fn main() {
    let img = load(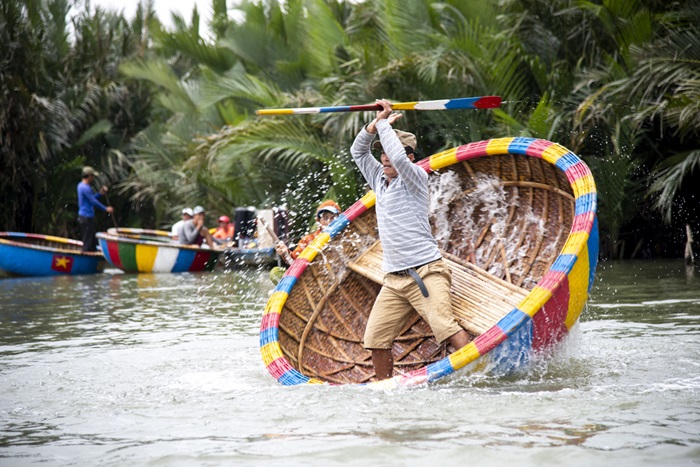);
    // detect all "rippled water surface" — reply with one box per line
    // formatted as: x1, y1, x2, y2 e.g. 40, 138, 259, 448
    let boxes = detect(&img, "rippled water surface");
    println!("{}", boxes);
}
1, 261, 699, 466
